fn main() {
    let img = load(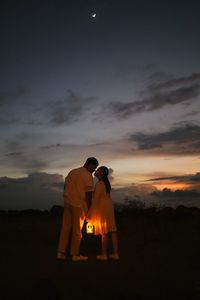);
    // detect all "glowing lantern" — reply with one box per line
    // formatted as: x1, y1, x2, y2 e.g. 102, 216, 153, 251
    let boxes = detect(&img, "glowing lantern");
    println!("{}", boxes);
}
86, 222, 94, 234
